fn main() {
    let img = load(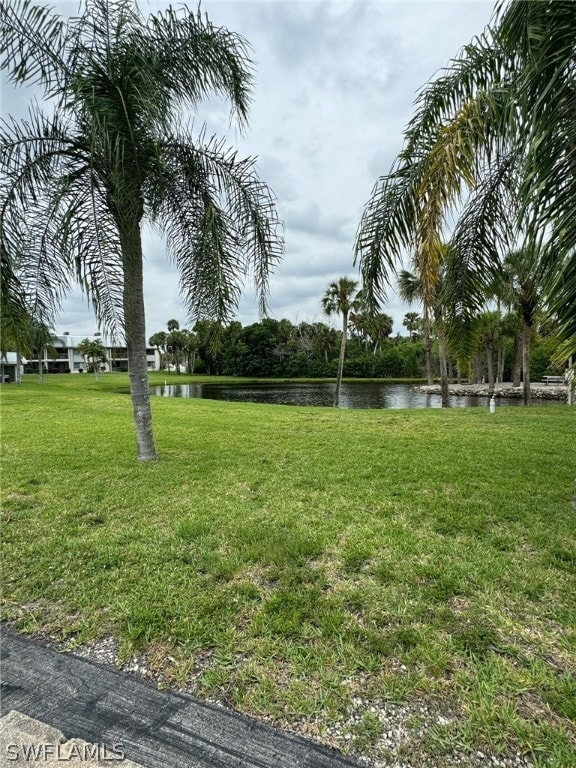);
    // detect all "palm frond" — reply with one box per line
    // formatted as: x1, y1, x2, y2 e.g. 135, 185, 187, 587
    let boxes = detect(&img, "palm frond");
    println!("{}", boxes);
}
0, 242, 30, 353
1, 105, 125, 334
445, 150, 518, 330
397, 270, 421, 306
59, 174, 125, 336
546, 251, 576, 352
354, 162, 420, 305
1, 111, 77, 319
150, 132, 282, 323
148, 6, 254, 127
0, 0, 69, 95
